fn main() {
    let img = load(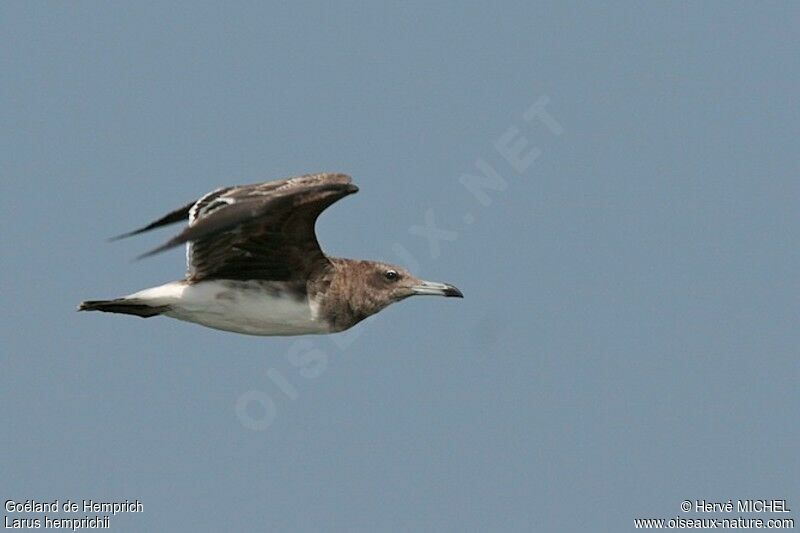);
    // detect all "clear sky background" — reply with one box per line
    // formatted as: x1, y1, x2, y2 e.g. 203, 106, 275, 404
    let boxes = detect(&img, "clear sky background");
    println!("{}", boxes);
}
2, 2, 798, 531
